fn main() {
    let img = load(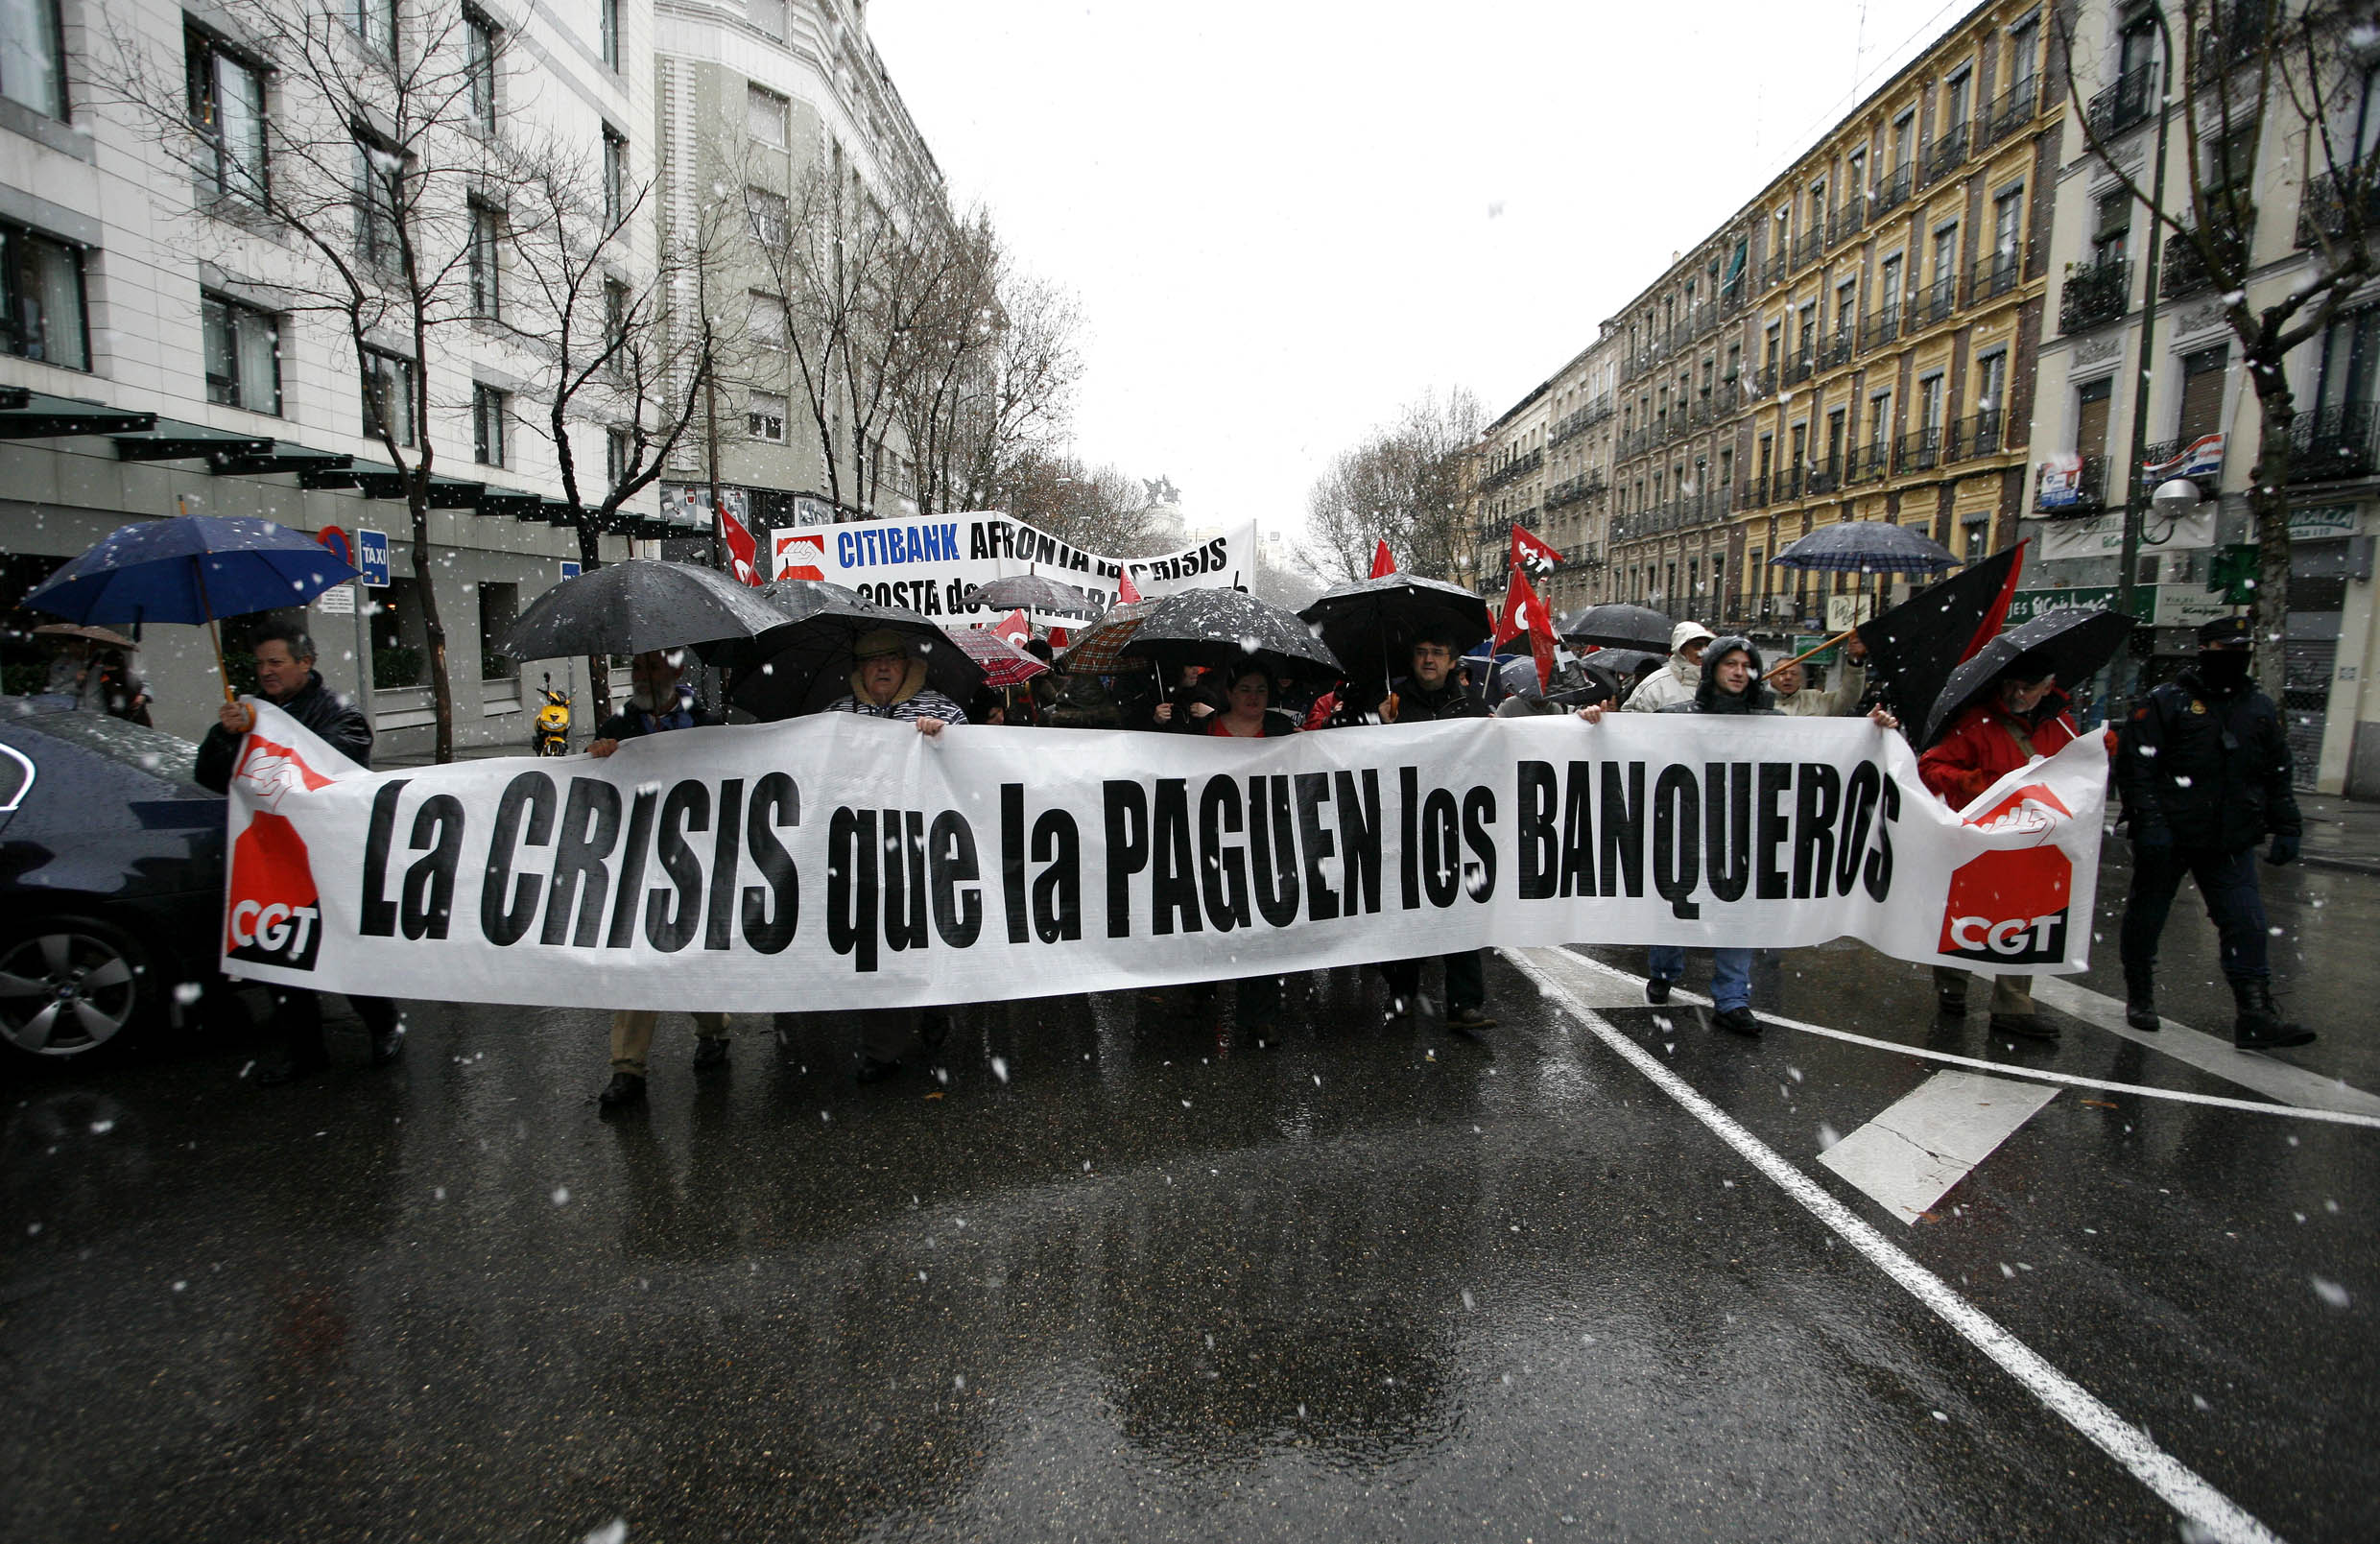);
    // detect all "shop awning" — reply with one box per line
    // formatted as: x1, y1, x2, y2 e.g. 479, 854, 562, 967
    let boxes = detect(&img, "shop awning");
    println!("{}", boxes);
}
208, 441, 354, 479
0, 390, 157, 438
112, 417, 277, 462
350, 463, 487, 508
477, 491, 544, 519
